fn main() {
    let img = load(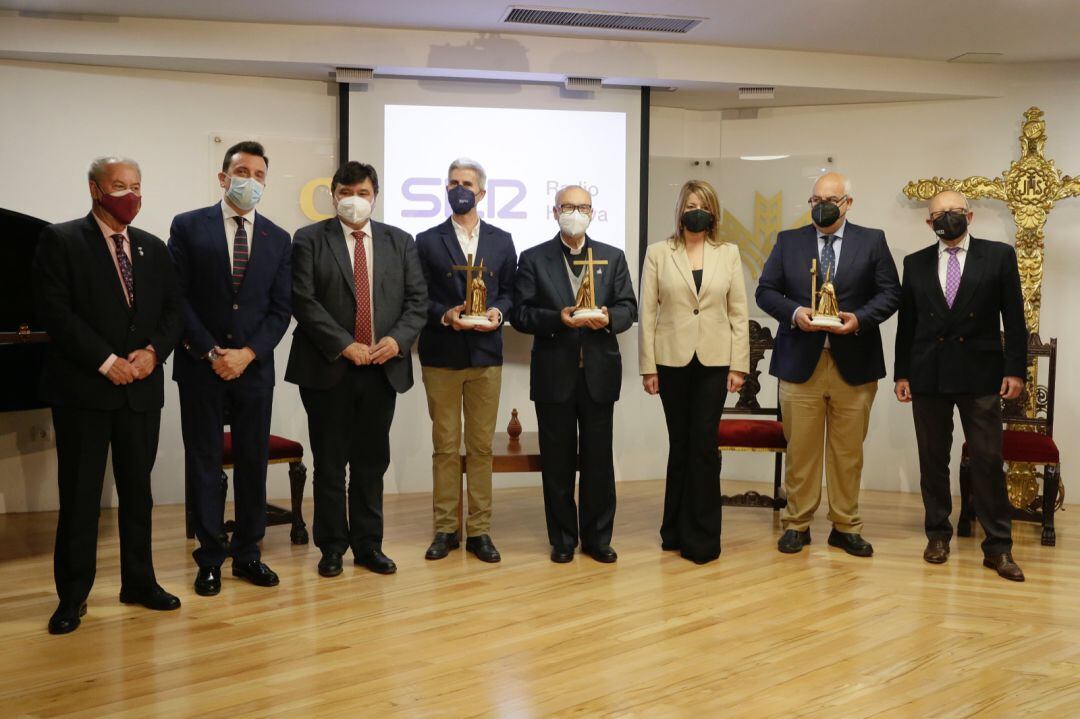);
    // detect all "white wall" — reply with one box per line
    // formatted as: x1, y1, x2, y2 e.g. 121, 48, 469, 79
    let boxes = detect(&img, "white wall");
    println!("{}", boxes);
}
3, 55, 1079, 513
